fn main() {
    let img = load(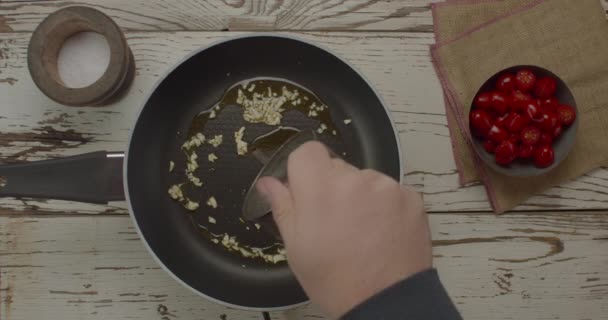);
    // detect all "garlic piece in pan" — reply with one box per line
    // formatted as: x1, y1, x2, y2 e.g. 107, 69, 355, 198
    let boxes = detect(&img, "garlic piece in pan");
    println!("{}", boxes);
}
168, 184, 184, 201
208, 153, 218, 163
183, 199, 199, 211
182, 132, 205, 150
207, 135, 223, 148
234, 127, 248, 156
207, 196, 218, 208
